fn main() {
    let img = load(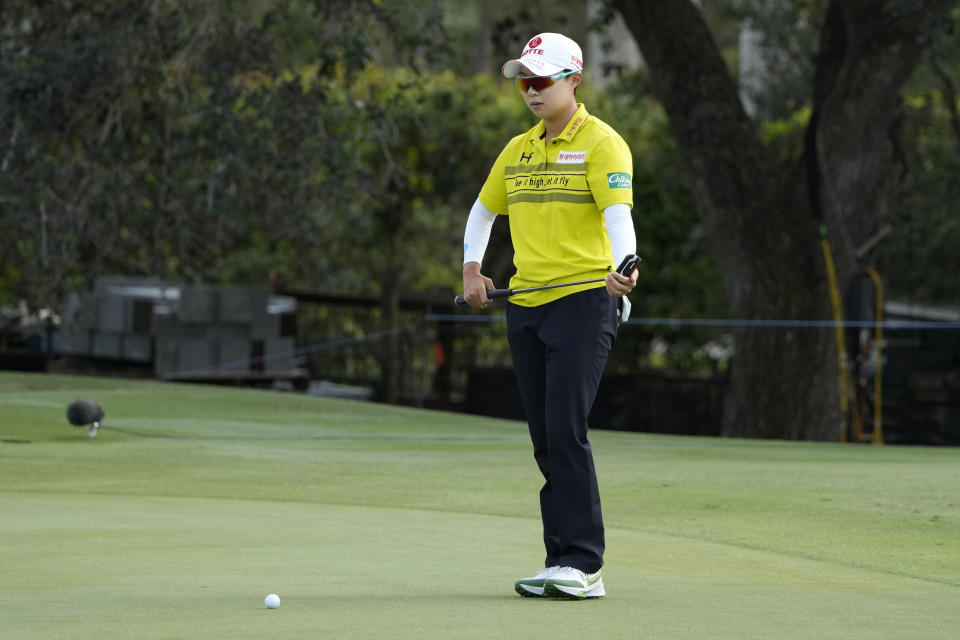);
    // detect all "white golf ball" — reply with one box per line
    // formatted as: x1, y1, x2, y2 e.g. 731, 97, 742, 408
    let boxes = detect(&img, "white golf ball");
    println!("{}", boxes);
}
264, 593, 280, 609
